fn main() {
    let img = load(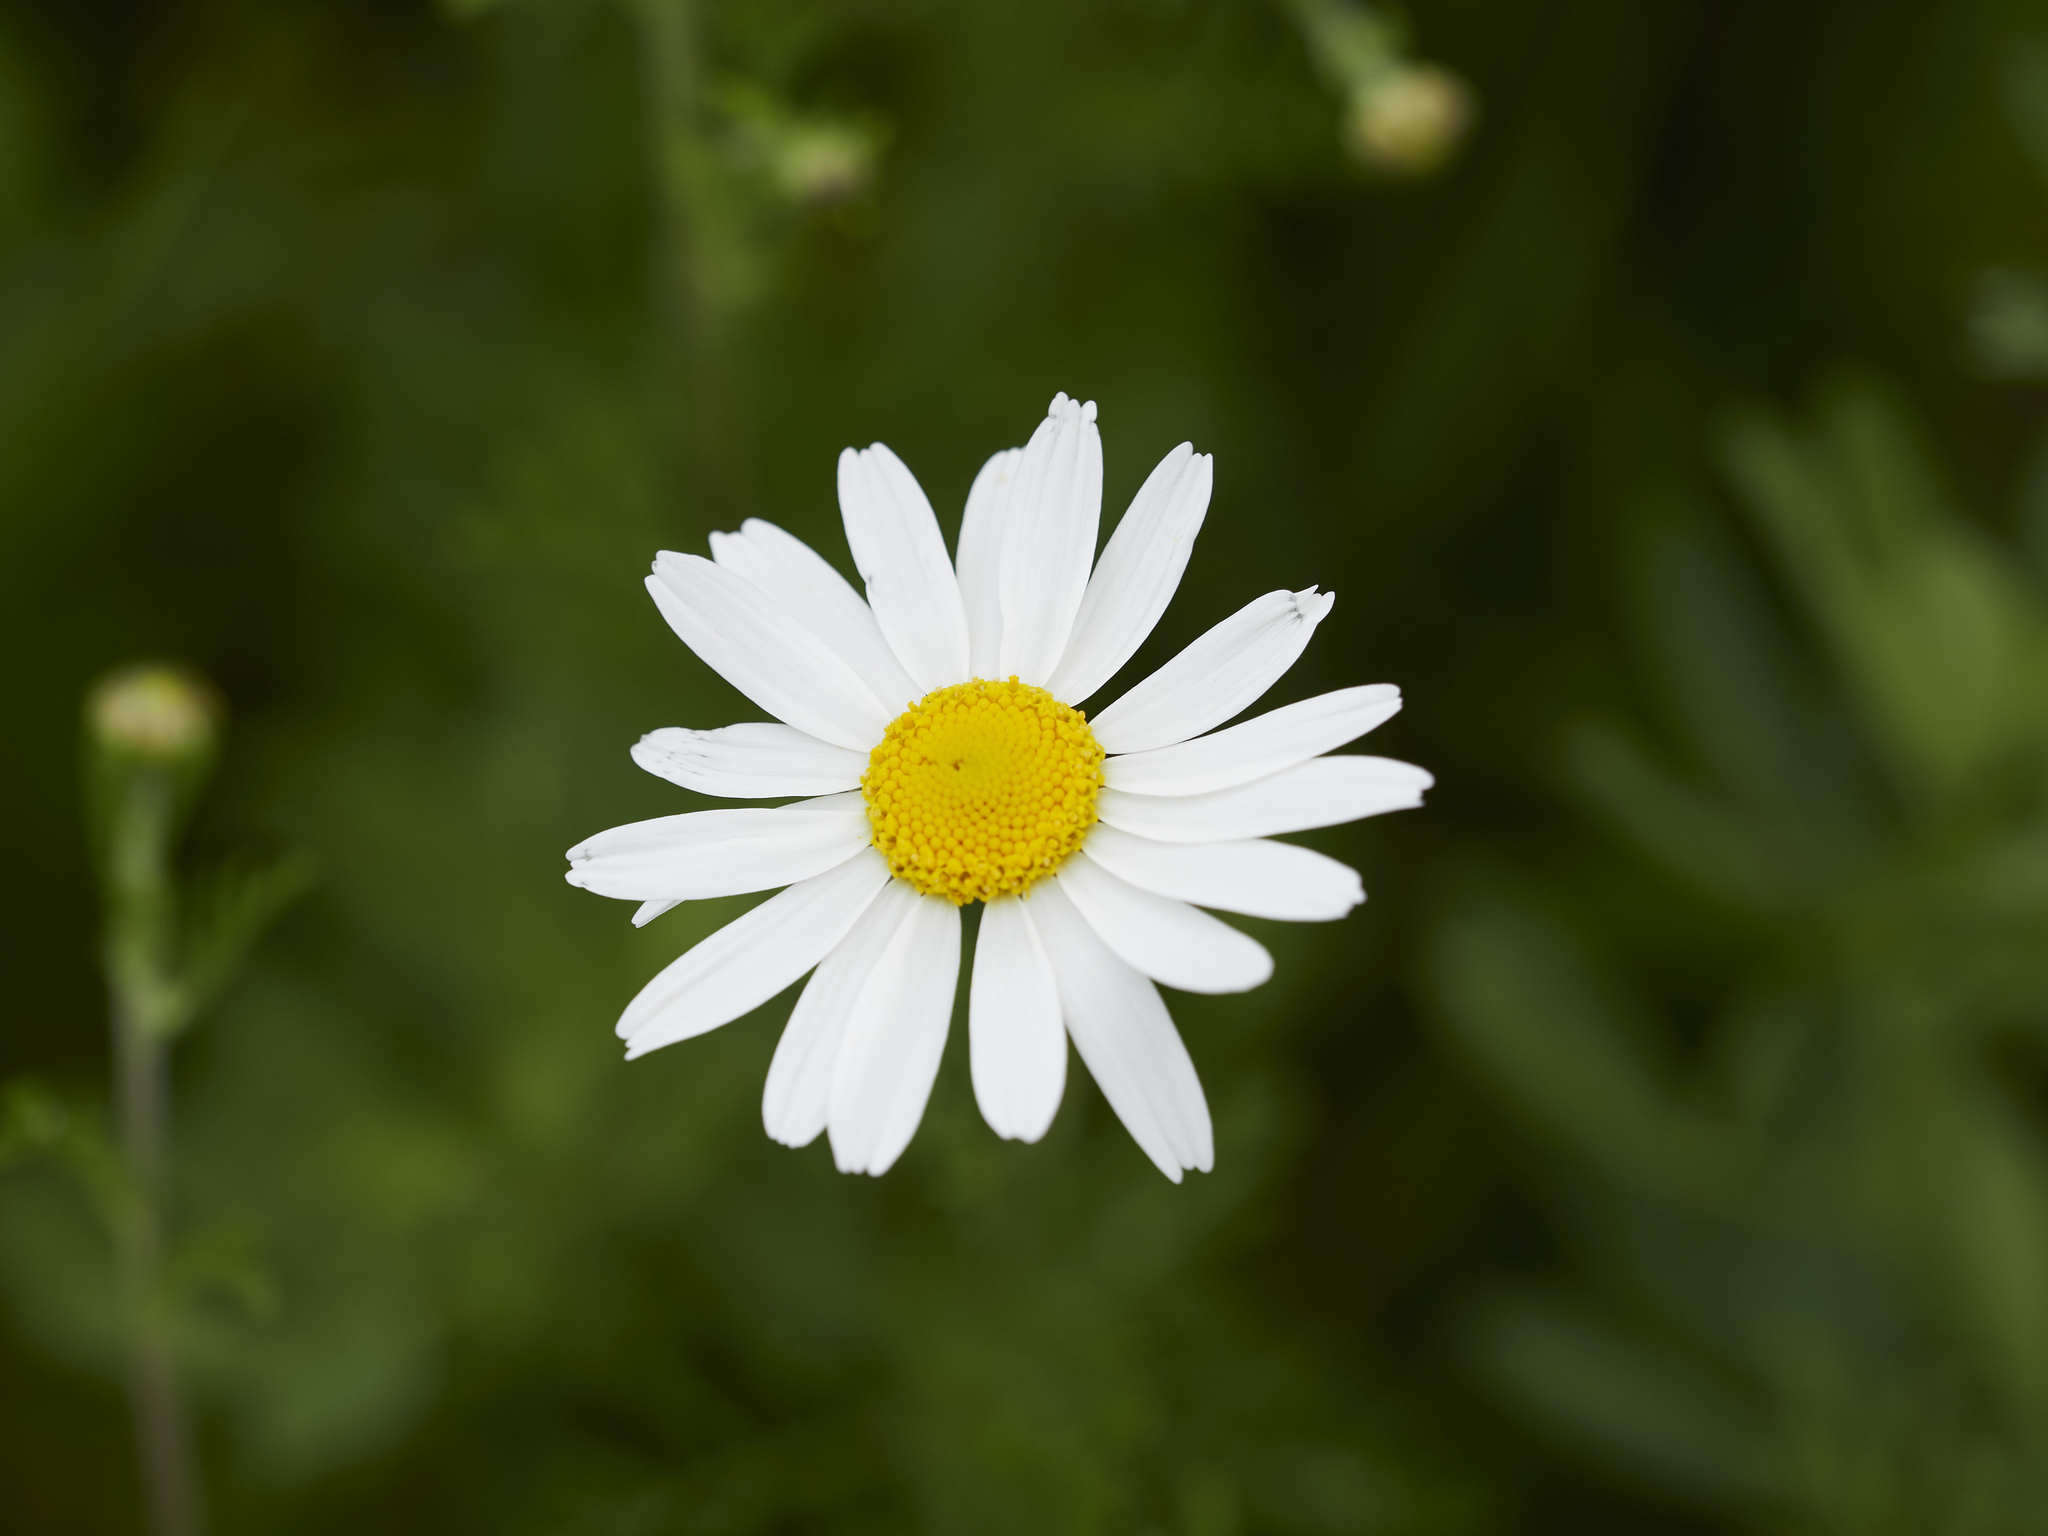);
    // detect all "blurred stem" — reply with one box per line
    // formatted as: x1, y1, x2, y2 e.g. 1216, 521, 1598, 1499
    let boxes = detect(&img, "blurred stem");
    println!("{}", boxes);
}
1280, 0, 1402, 91
106, 770, 201, 1536
628, 0, 701, 344
626, 0, 740, 515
